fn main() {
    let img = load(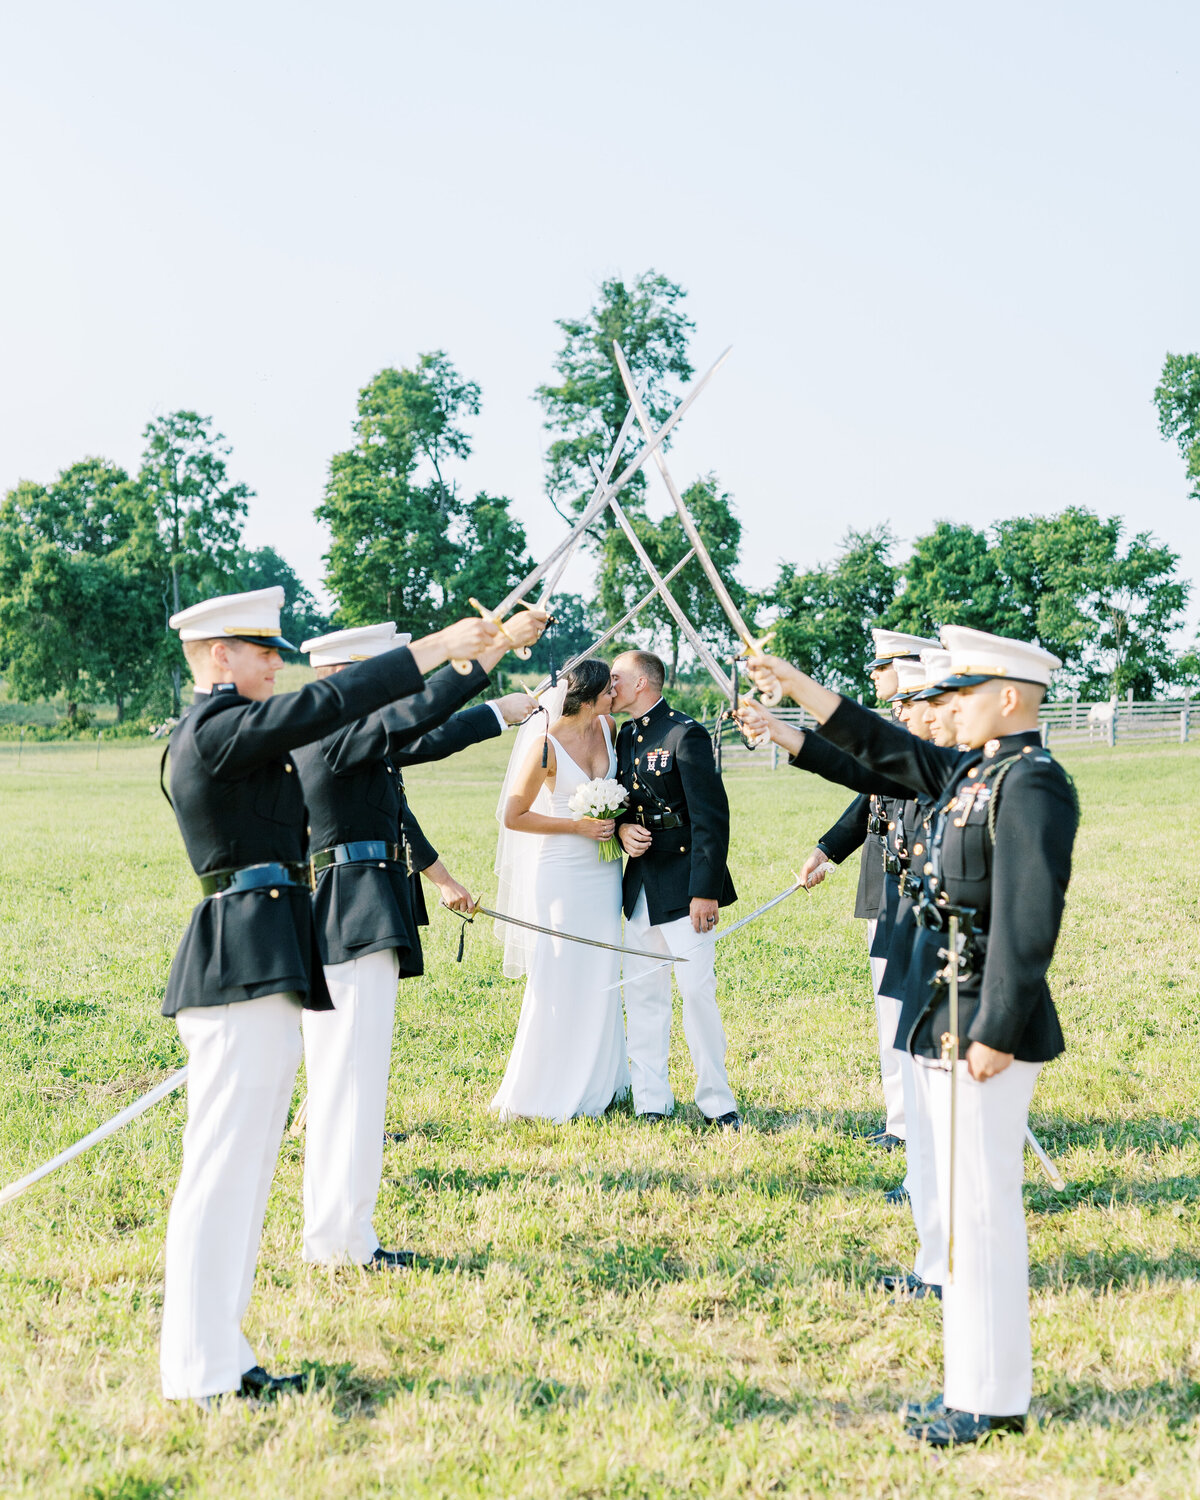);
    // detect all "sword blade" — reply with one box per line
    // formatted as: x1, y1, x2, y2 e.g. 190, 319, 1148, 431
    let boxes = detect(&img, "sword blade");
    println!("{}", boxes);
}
535, 392, 646, 609
946, 913, 960, 1283
530, 549, 697, 697
466, 903, 689, 963
613, 341, 755, 647
0, 1066, 189, 1208
593, 877, 808, 995
1024, 1126, 1066, 1191
491, 345, 731, 618
600, 480, 732, 696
